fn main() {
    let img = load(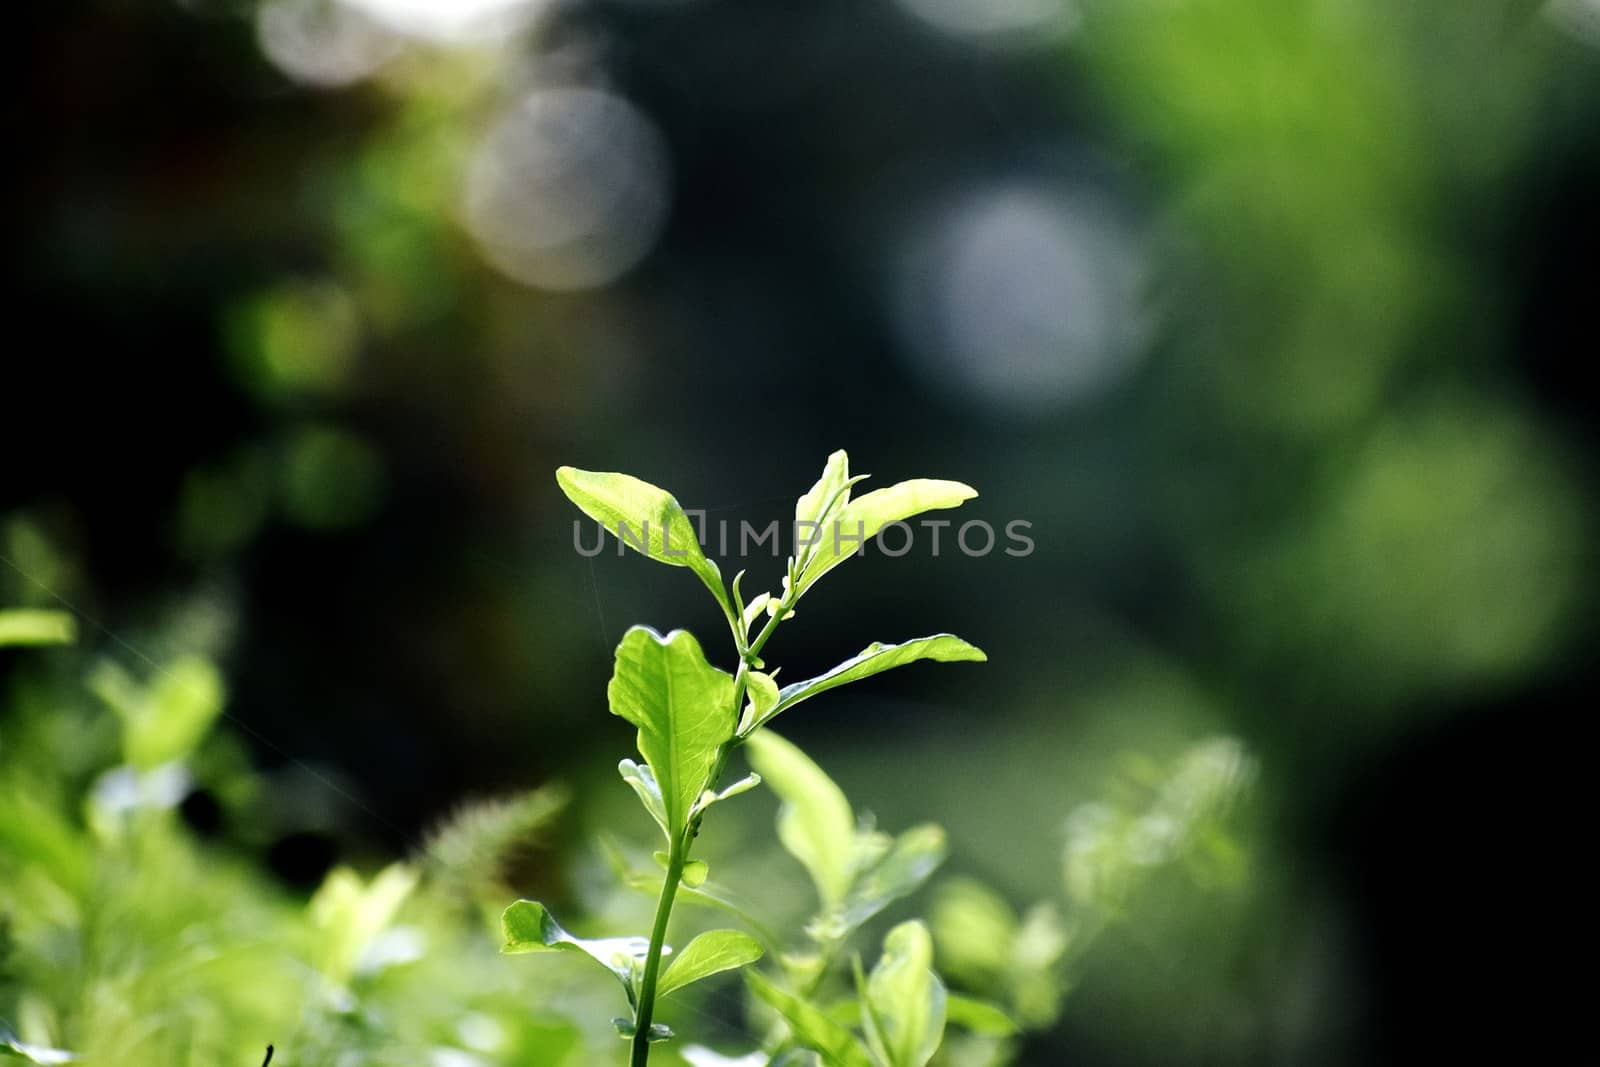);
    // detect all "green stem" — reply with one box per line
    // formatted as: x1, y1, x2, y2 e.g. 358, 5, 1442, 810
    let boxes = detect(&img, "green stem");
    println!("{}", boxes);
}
631, 833, 687, 1067
630, 582, 797, 1066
